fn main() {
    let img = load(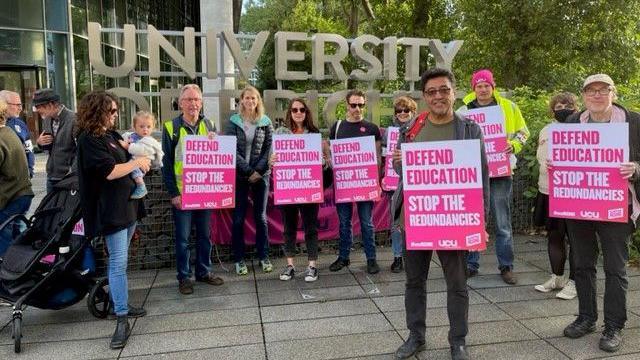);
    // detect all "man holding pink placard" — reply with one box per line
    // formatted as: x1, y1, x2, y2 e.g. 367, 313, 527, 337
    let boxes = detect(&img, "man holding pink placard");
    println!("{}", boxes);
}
327, 89, 382, 275
556, 74, 640, 353
392, 68, 489, 360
